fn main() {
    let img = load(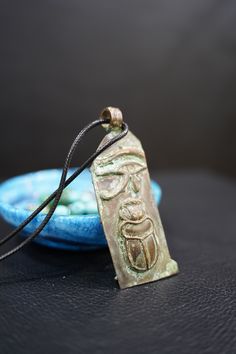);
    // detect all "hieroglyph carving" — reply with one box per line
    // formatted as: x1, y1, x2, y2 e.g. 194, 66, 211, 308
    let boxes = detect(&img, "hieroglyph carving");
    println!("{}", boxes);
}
91, 131, 178, 288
